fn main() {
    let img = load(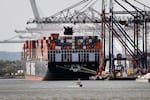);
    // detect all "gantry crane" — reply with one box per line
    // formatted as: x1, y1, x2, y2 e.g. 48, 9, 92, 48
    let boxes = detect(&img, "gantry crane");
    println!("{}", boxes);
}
99, 0, 150, 77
